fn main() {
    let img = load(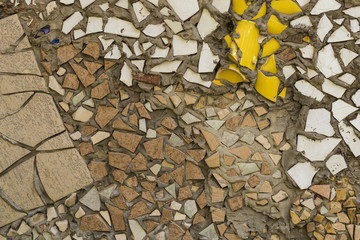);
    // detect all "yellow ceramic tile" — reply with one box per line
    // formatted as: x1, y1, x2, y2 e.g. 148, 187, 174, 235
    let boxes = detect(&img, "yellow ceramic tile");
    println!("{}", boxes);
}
216, 64, 249, 84
271, 0, 302, 15
224, 35, 232, 47
278, 87, 287, 98
234, 20, 260, 70
224, 35, 239, 63
212, 79, 224, 86
260, 54, 277, 74
267, 15, 287, 35
255, 70, 280, 102
303, 36, 310, 43
252, 2, 266, 20
262, 38, 280, 57
233, 0, 250, 15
